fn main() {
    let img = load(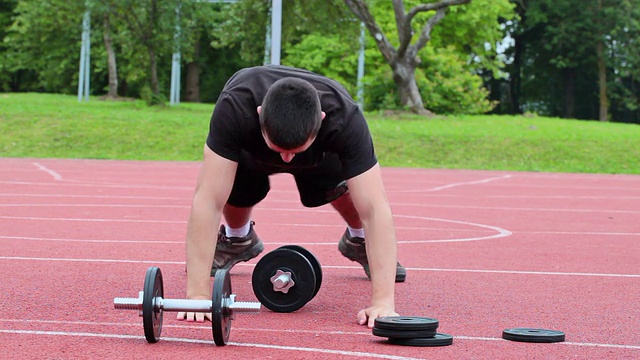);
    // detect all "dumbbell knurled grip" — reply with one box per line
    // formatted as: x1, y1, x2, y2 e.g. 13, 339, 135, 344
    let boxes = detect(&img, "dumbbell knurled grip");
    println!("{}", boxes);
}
114, 292, 261, 313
